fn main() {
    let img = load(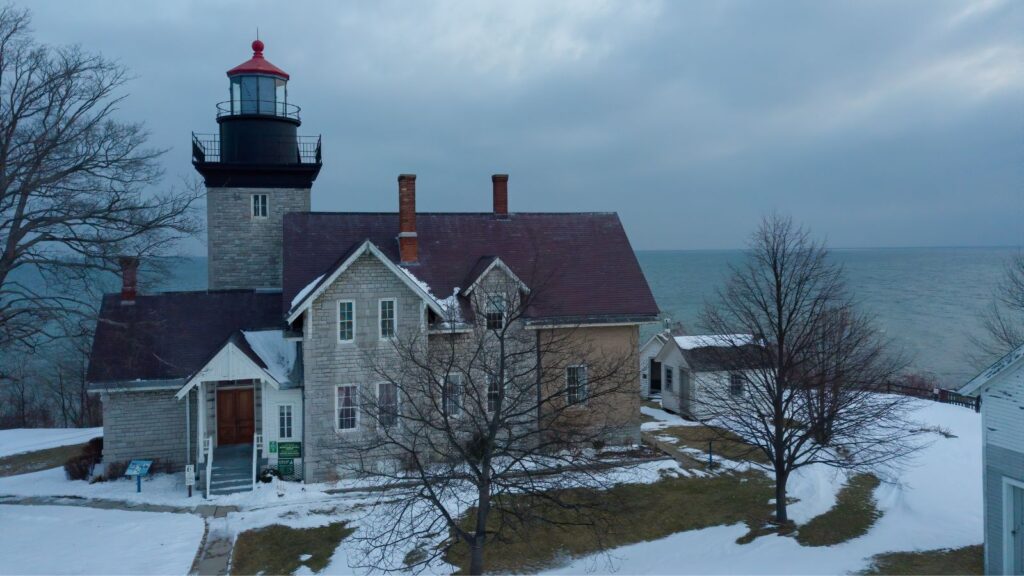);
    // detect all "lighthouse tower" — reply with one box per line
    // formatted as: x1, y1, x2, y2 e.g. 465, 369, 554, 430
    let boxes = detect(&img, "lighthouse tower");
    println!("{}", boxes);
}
193, 39, 322, 290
